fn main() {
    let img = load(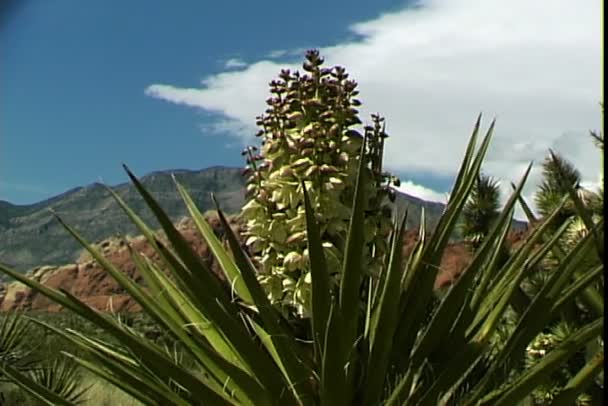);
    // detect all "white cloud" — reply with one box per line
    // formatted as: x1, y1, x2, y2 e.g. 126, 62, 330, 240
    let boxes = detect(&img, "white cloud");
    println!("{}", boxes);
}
145, 0, 601, 214
224, 58, 247, 69
394, 181, 448, 203
267, 49, 288, 58
266, 47, 310, 59
145, 60, 279, 135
